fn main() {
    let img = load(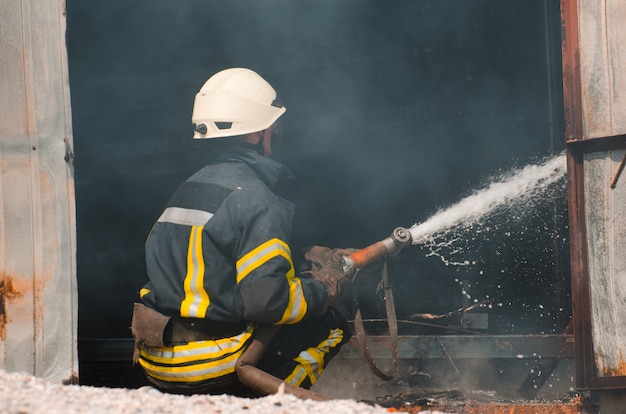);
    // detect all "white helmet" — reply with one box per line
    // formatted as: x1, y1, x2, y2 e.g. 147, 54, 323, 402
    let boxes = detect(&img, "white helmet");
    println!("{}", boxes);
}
191, 68, 286, 139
